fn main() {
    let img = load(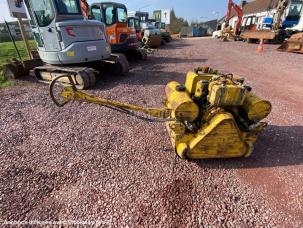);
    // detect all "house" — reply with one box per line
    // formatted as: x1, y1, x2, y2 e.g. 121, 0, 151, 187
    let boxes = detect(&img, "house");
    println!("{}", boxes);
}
0, 20, 32, 43
228, 0, 279, 31
227, 0, 303, 31
241, 0, 280, 30
200, 19, 219, 35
